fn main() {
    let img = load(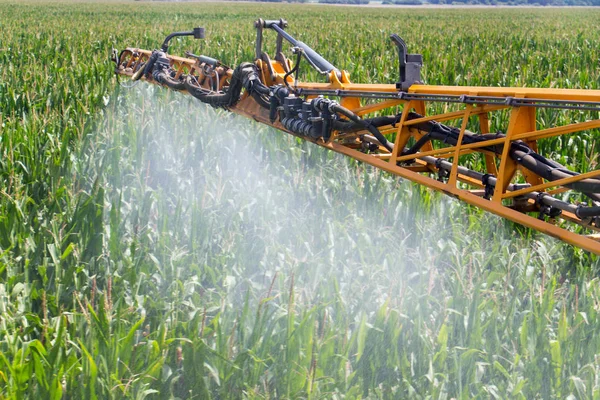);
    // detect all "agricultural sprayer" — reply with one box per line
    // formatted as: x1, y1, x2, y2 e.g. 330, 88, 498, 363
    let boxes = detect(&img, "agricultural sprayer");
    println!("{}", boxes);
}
113, 20, 600, 254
